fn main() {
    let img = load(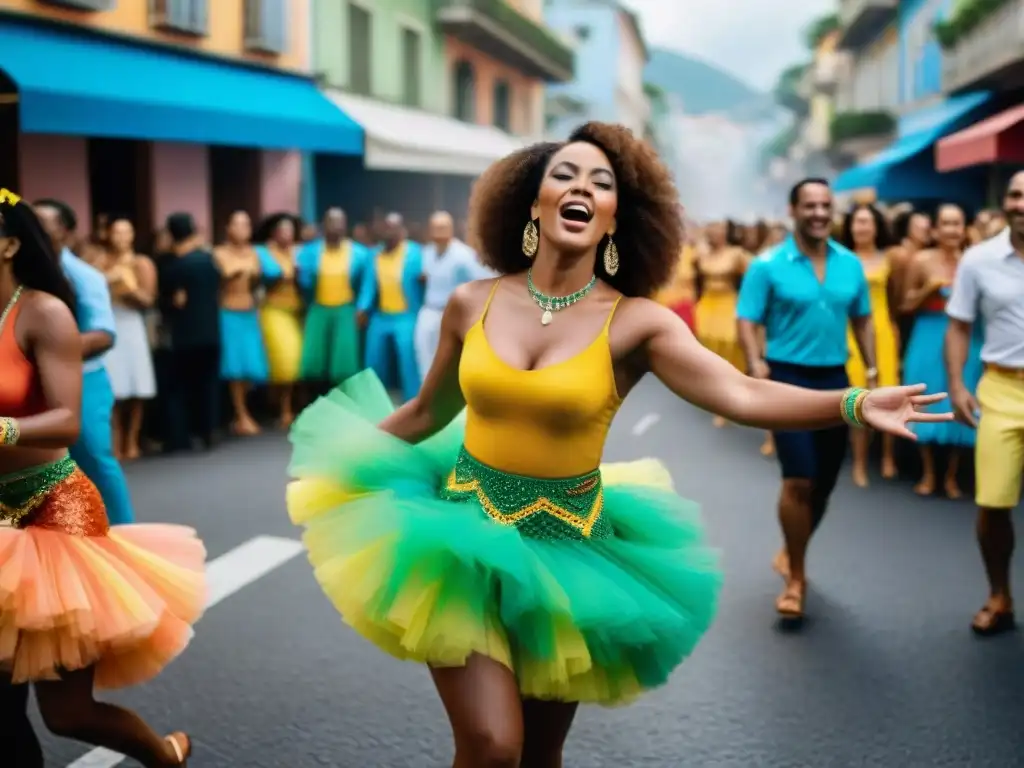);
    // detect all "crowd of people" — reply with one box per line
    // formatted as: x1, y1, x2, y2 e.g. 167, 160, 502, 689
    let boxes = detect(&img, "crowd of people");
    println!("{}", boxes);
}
1, 119, 1020, 767
654, 195, 1005, 495
651, 176, 1024, 630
